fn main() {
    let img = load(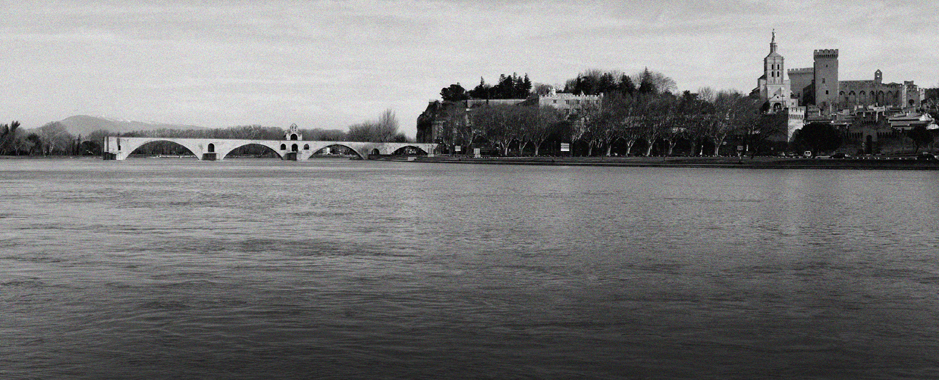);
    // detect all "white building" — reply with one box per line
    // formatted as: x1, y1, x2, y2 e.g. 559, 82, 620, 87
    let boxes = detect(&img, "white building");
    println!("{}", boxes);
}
538, 89, 603, 116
